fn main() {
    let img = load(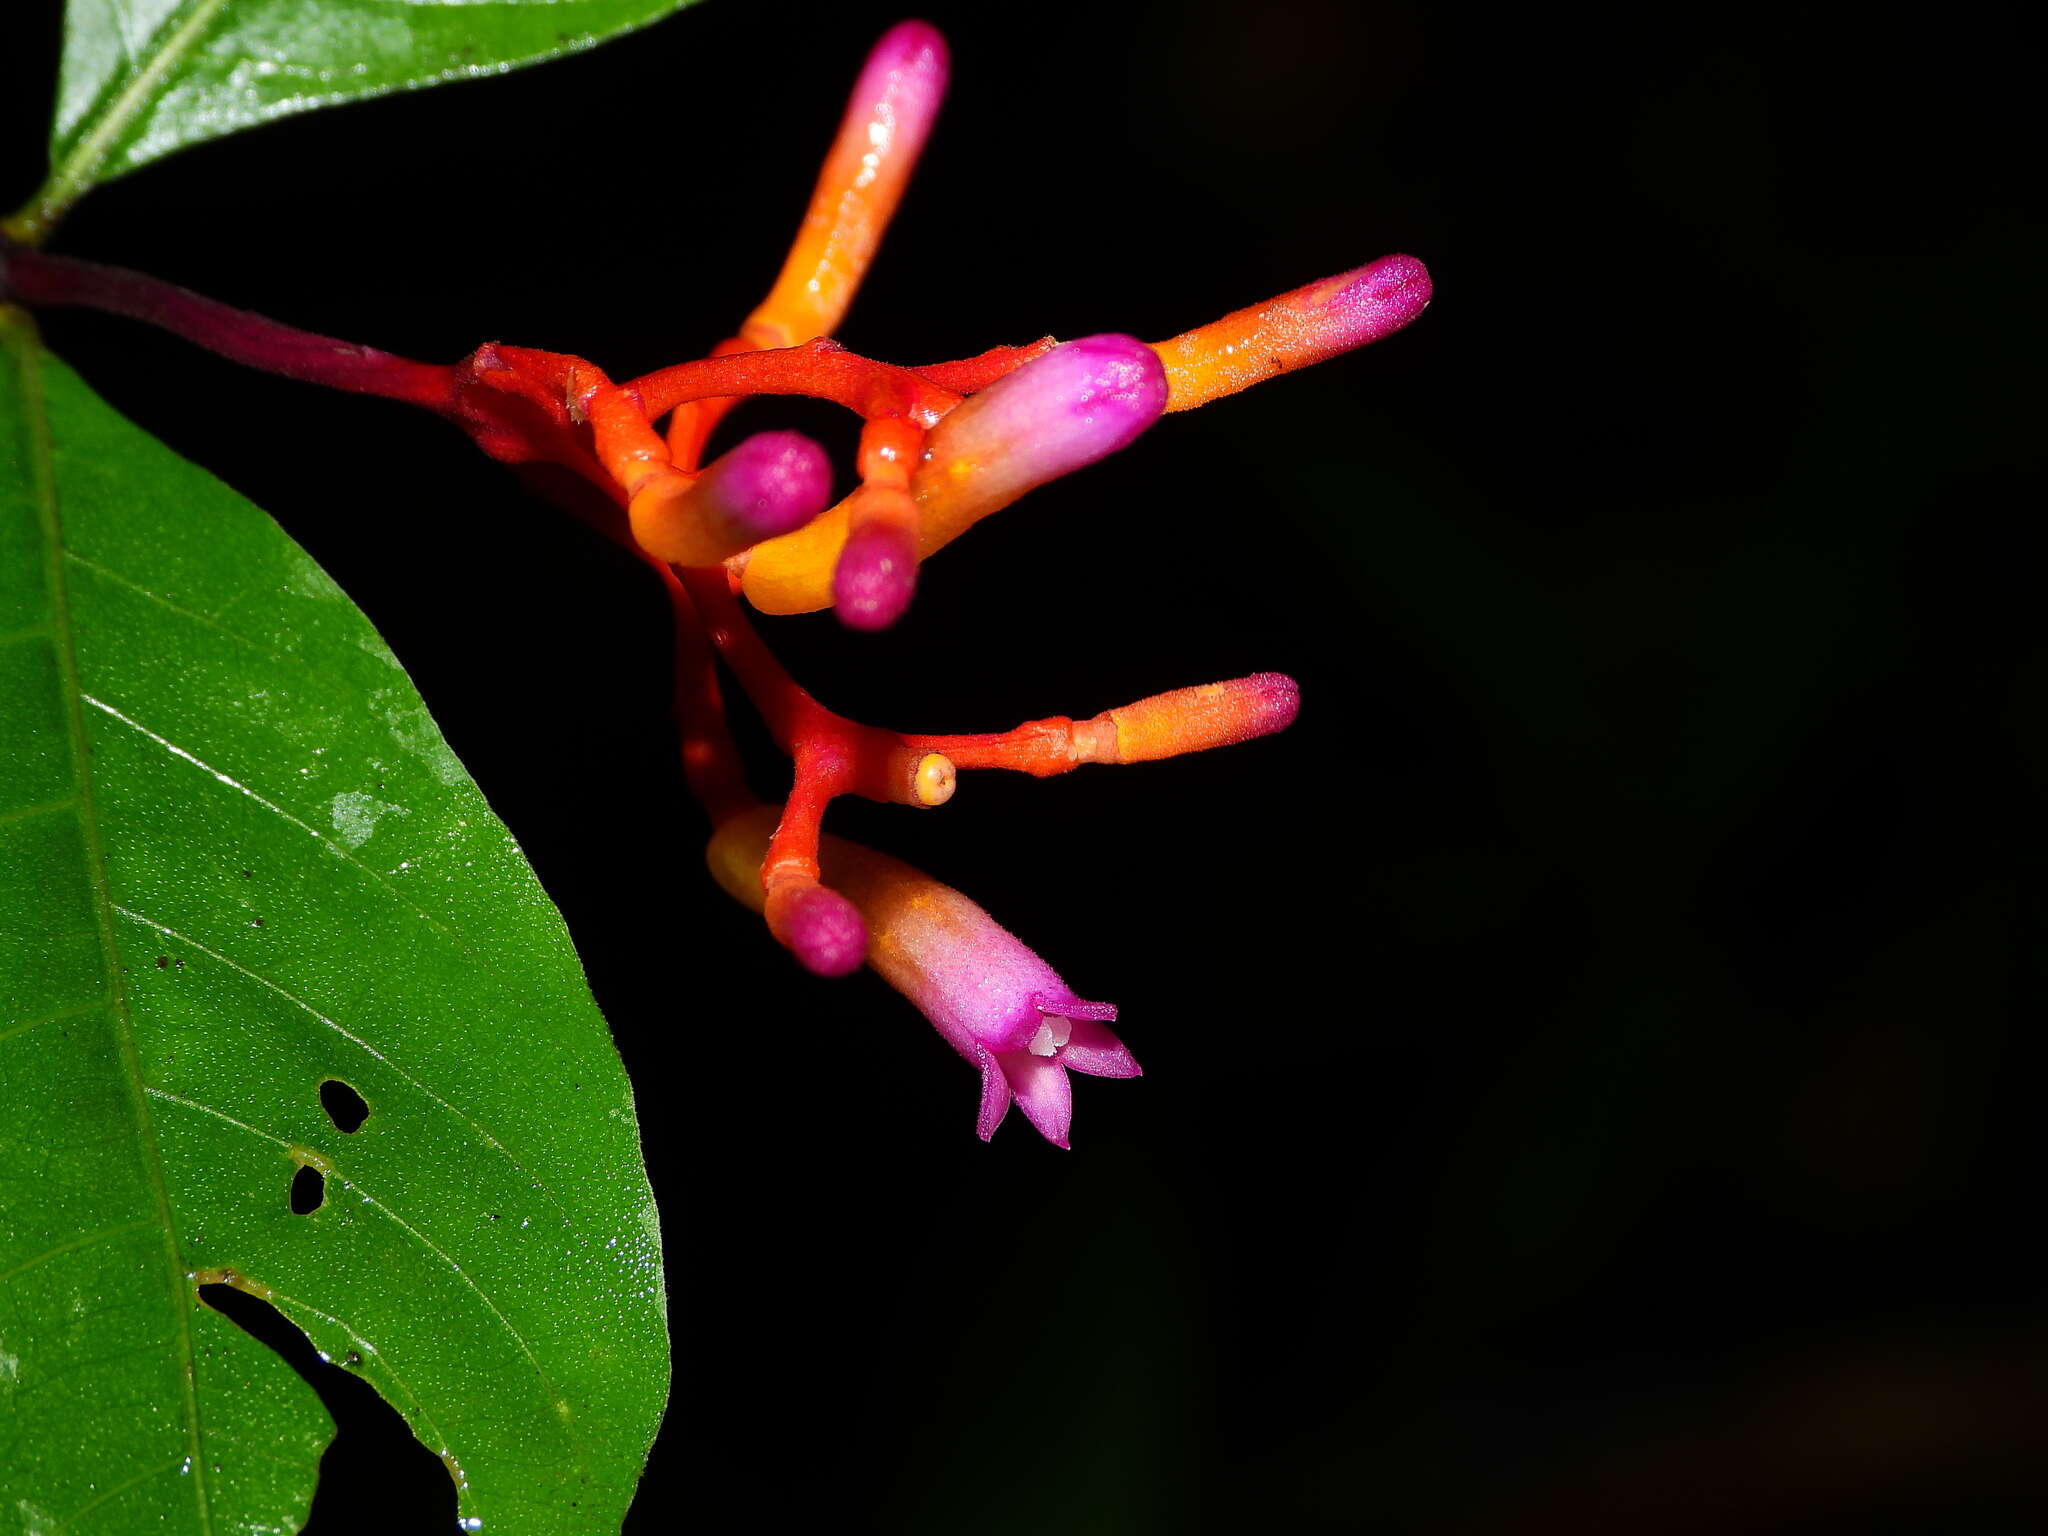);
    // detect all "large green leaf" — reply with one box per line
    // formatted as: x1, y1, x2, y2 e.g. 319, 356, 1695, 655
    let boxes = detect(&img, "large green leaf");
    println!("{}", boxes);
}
15, 0, 701, 235
0, 305, 666, 1535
